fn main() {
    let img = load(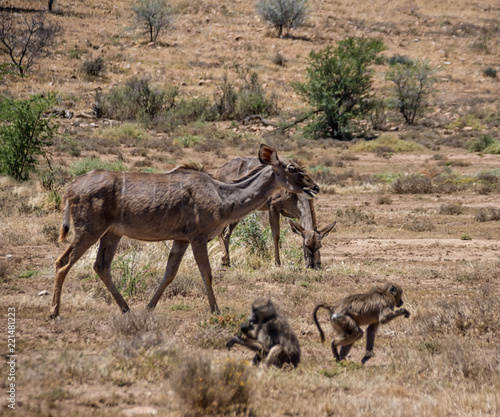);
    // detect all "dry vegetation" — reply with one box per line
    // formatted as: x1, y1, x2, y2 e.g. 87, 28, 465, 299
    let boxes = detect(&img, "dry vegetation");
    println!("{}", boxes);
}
1, 0, 500, 416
